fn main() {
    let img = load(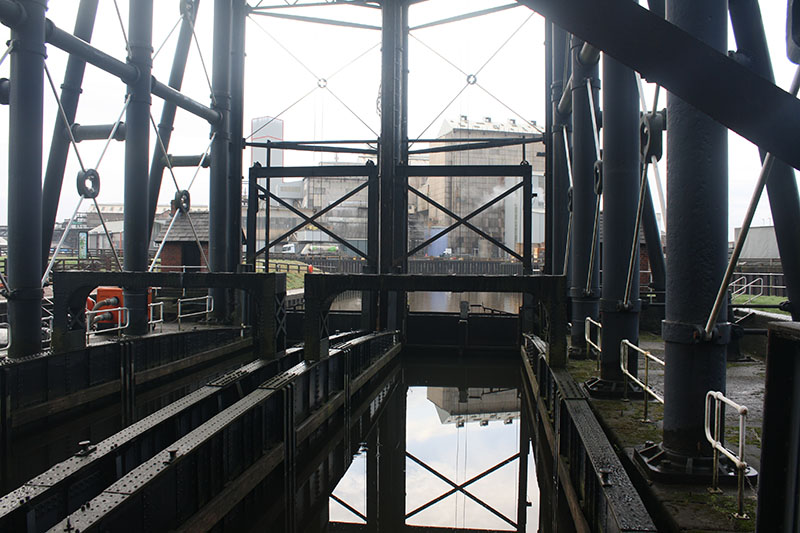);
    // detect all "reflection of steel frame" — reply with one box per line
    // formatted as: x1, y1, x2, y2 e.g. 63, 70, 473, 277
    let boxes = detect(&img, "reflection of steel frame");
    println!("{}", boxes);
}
406, 451, 521, 528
